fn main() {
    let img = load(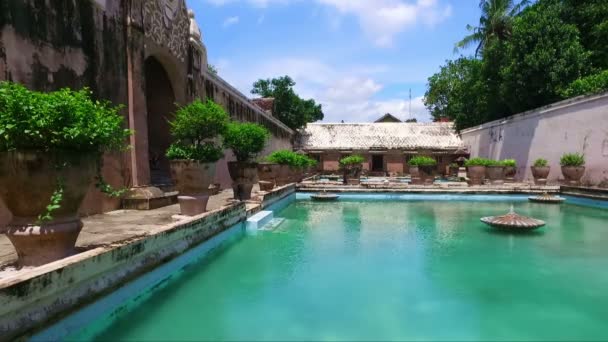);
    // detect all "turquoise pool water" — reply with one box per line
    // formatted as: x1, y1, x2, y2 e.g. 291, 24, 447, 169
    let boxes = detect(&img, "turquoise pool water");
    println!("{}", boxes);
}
62, 197, 608, 341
